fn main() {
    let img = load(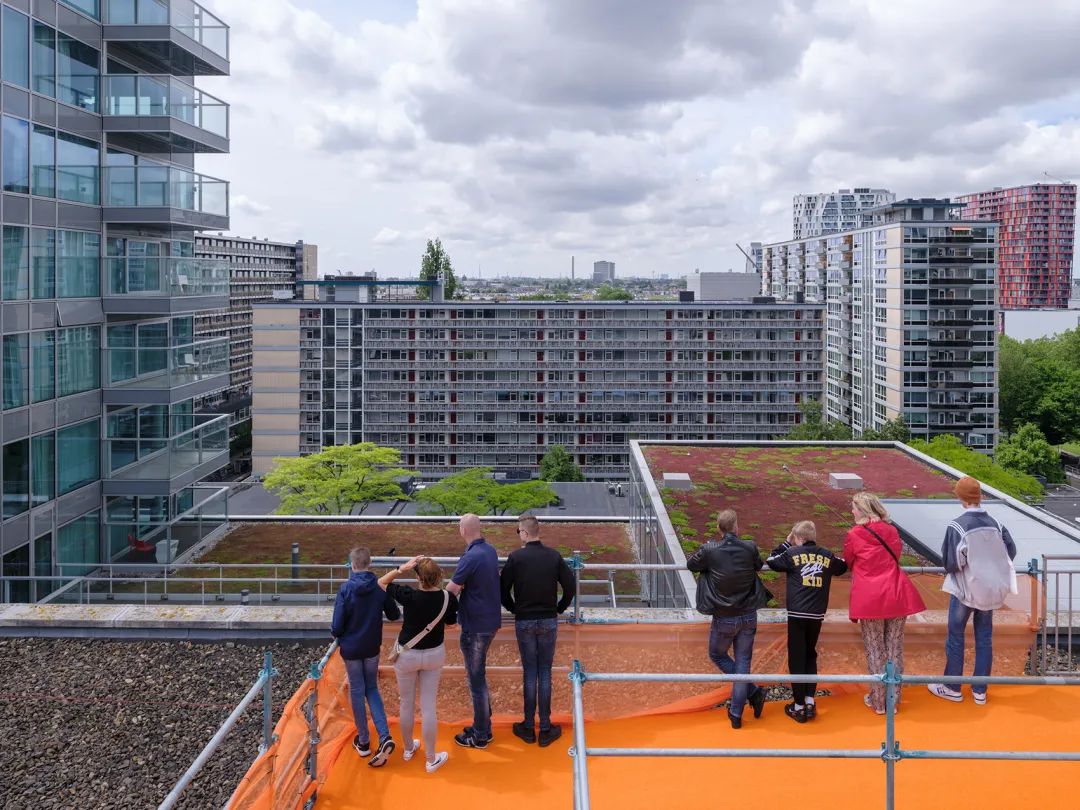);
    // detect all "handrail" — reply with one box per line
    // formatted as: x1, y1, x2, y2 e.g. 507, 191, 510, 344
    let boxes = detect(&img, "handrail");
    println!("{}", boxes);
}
569, 661, 1080, 810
